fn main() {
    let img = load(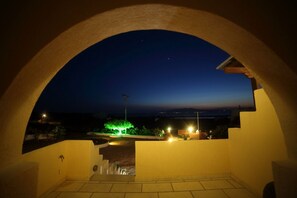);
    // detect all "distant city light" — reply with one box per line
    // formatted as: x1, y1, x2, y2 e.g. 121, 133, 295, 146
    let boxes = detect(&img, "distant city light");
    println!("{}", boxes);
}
167, 127, 171, 133
167, 137, 178, 142
109, 142, 121, 146
188, 126, 194, 133
42, 113, 47, 118
168, 137, 175, 142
